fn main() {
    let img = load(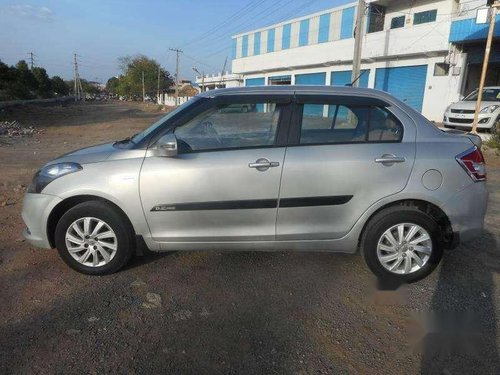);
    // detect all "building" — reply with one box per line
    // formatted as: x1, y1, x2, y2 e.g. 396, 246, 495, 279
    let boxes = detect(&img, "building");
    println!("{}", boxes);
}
198, 0, 500, 122
195, 72, 243, 91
